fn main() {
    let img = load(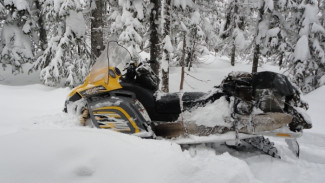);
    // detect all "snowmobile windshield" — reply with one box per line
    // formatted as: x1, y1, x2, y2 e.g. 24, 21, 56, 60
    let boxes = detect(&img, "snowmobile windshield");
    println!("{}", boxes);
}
88, 42, 131, 84
106, 42, 132, 70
